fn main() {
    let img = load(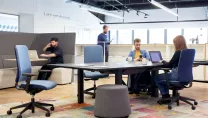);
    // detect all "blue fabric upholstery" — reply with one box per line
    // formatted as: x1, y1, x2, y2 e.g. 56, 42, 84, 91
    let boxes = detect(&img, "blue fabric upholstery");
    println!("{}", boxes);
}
20, 80, 56, 90
84, 71, 109, 79
15, 45, 57, 91
178, 49, 195, 83
84, 45, 104, 63
84, 45, 109, 79
170, 49, 195, 87
15, 45, 32, 82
